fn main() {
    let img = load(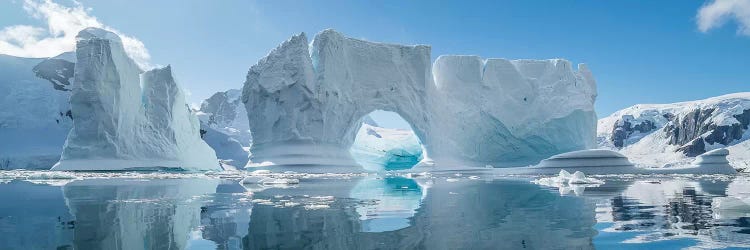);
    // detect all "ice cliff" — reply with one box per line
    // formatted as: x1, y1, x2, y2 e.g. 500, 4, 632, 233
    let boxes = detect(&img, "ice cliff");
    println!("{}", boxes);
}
0, 53, 75, 169
598, 93, 750, 170
242, 29, 597, 169
53, 28, 219, 171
